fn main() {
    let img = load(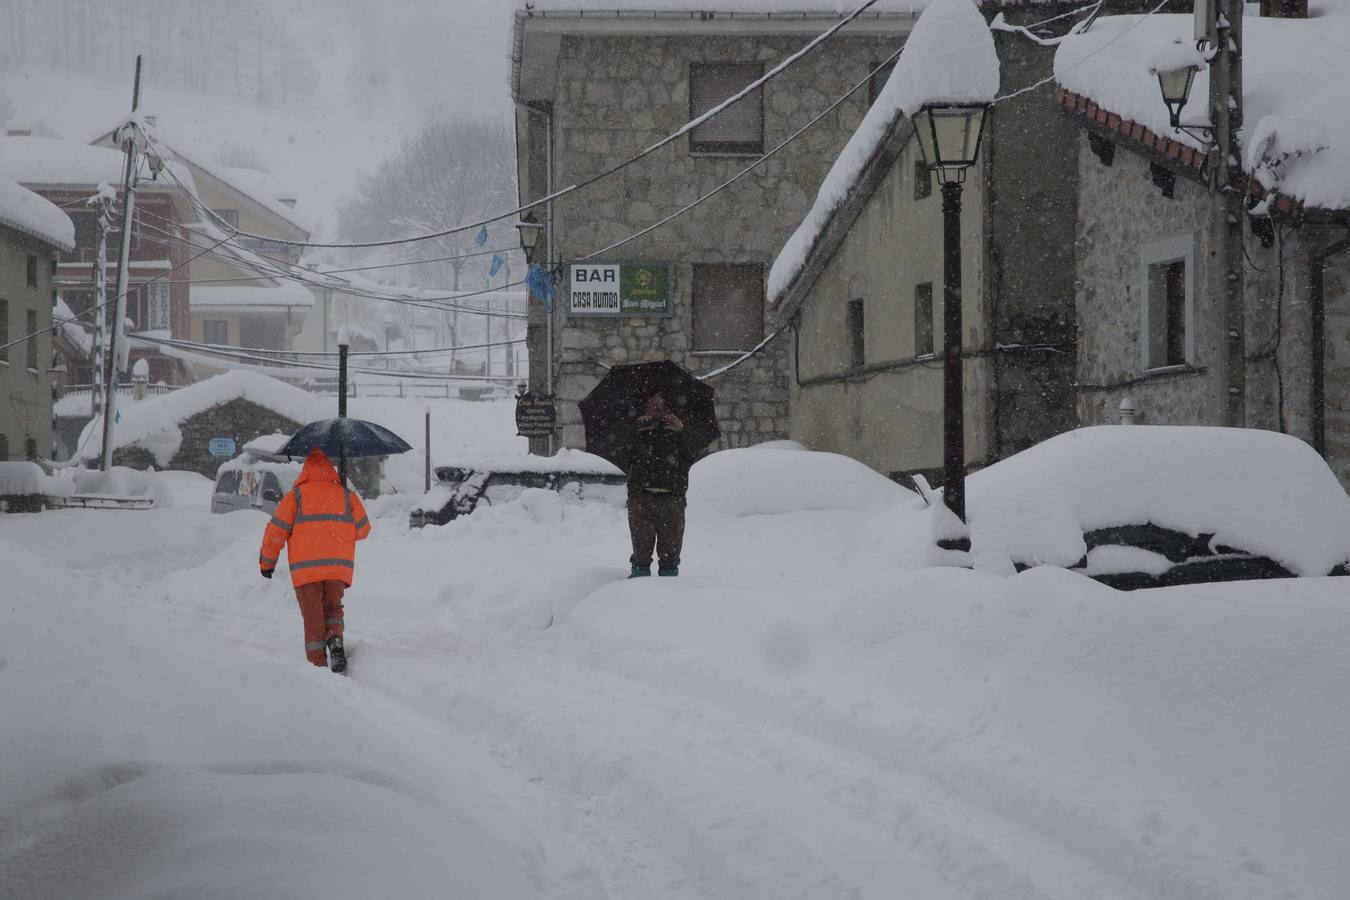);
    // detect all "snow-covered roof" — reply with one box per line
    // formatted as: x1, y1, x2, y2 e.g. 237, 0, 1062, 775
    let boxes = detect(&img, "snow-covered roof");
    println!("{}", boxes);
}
77, 371, 328, 466
53, 297, 93, 356
0, 136, 195, 192
184, 155, 311, 234
1054, 2, 1350, 211
0, 176, 75, 251
768, 0, 999, 306
192, 283, 315, 310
